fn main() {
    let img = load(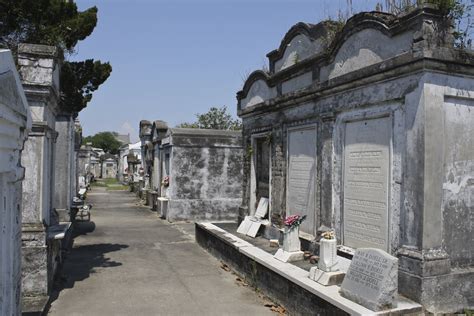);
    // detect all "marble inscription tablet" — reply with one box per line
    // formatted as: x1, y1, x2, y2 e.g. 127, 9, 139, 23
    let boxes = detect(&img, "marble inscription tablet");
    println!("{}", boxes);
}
343, 117, 391, 251
287, 127, 317, 234
340, 248, 398, 311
